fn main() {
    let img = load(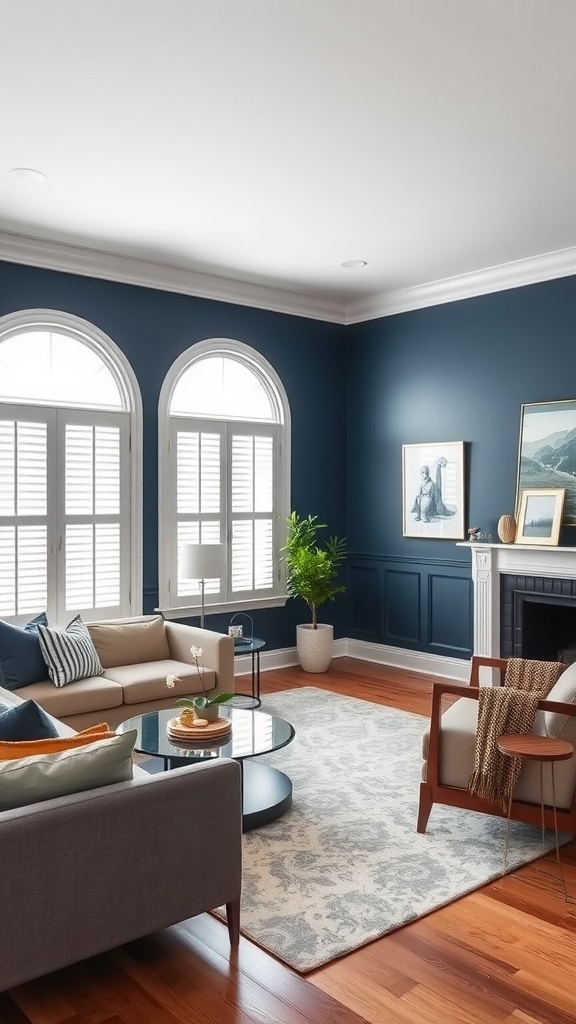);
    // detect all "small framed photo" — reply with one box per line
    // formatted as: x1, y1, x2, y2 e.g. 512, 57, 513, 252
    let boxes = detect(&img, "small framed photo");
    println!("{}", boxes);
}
402, 441, 465, 539
515, 488, 565, 546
